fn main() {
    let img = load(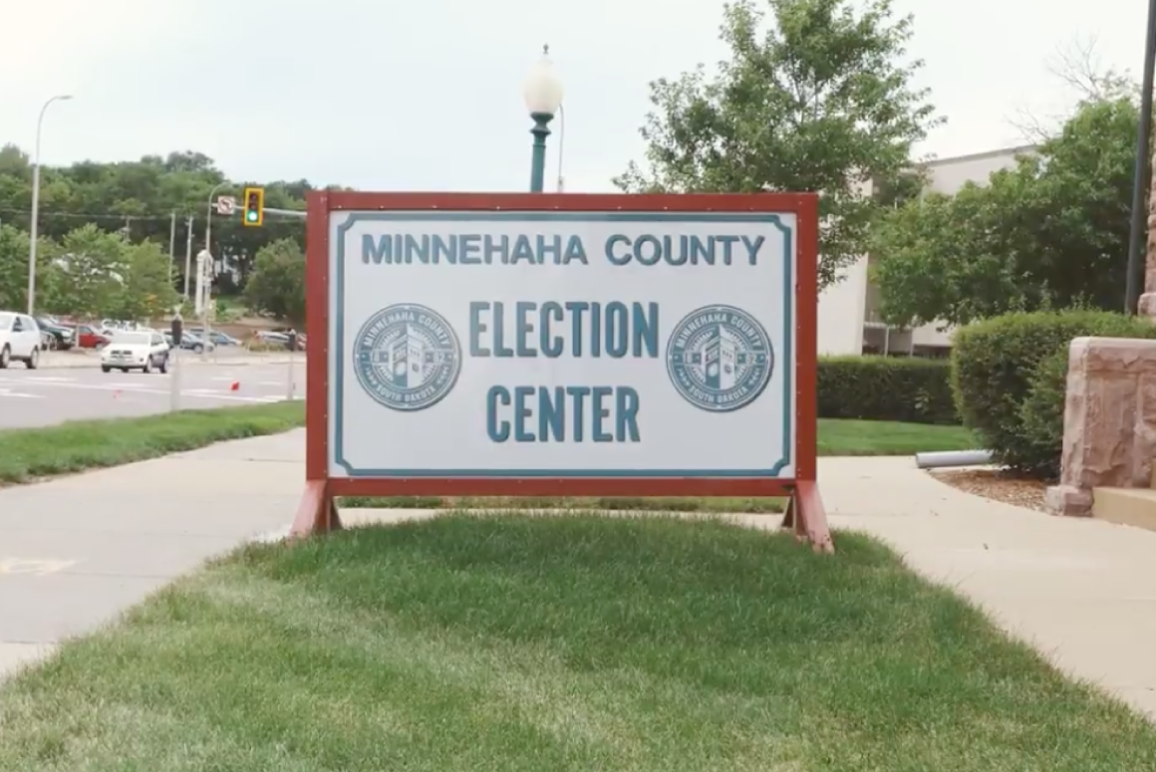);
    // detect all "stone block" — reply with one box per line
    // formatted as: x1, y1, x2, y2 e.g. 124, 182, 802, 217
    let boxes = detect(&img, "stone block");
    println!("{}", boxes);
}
1045, 484, 1092, 517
